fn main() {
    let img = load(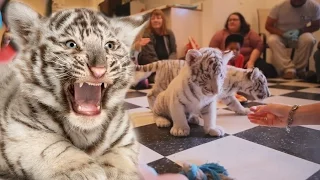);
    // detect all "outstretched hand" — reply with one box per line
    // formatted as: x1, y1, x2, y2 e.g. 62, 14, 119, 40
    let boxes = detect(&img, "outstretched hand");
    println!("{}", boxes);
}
247, 104, 292, 127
